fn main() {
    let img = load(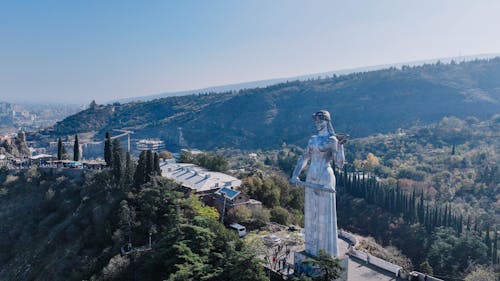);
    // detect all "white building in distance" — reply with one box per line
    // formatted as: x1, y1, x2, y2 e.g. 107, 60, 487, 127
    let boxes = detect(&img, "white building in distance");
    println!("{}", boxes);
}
136, 139, 164, 152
